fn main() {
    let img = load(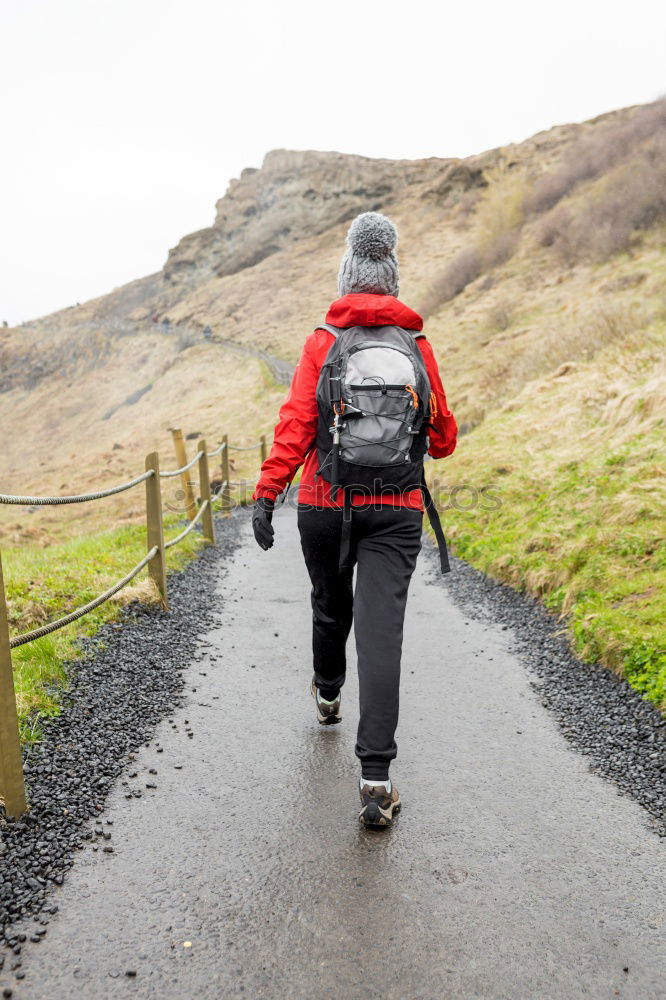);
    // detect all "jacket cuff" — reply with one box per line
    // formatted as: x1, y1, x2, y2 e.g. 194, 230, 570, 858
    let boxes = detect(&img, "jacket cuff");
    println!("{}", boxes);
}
252, 485, 280, 502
